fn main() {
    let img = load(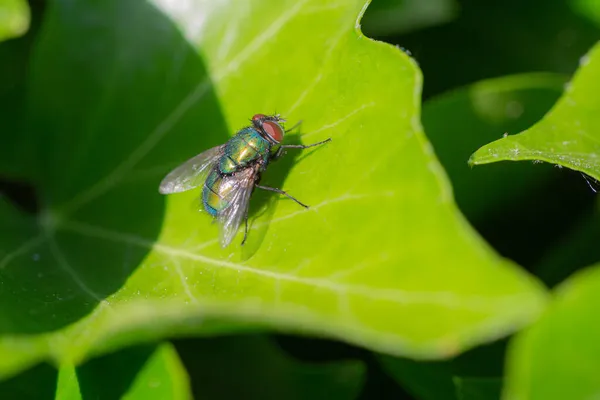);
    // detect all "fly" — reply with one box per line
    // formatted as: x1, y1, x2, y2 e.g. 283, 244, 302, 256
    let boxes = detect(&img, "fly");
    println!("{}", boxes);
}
159, 114, 331, 248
